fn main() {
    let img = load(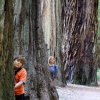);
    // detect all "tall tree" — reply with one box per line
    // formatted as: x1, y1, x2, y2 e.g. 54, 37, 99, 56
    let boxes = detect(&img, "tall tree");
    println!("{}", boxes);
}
40, 0, 63, 86
62, 0, 98, 85
0, 0, 14, 100
14, 0, 59, 100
